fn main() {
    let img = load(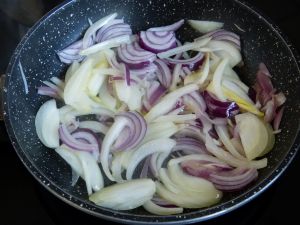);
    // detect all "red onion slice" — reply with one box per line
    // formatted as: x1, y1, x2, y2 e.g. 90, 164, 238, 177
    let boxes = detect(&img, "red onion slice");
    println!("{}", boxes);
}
181, 157, 258, 191
59, 124, 99, 154
172, 137, 209, 155
139, 31, 176, 53
198, 29, 240, 49
112, 111, 147, 151
117, 42, 156, 69
154, 59, 172, 88
96, 19, 124, 40
203, 91, 239, 118
37, 86, 59, 98
165, 52, 204, 71
57, 37, 93, 64
143, 80, 167, 112
96, 19, 132, 42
